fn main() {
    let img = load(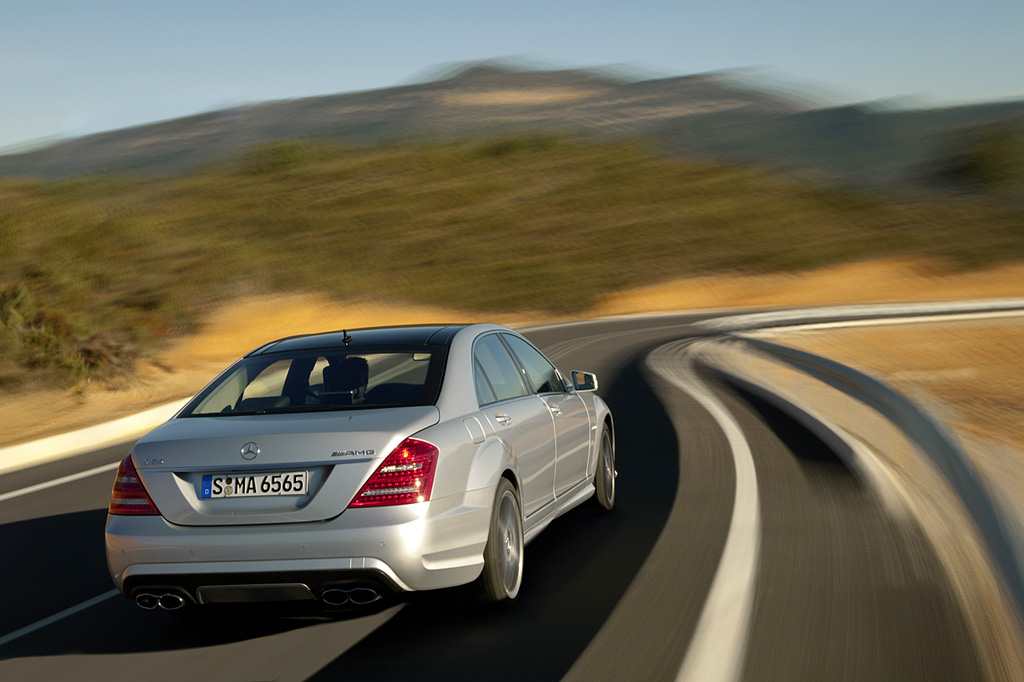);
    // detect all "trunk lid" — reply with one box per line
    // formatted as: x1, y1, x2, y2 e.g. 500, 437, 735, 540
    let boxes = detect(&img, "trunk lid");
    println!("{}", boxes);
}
132, 406, 439, 526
